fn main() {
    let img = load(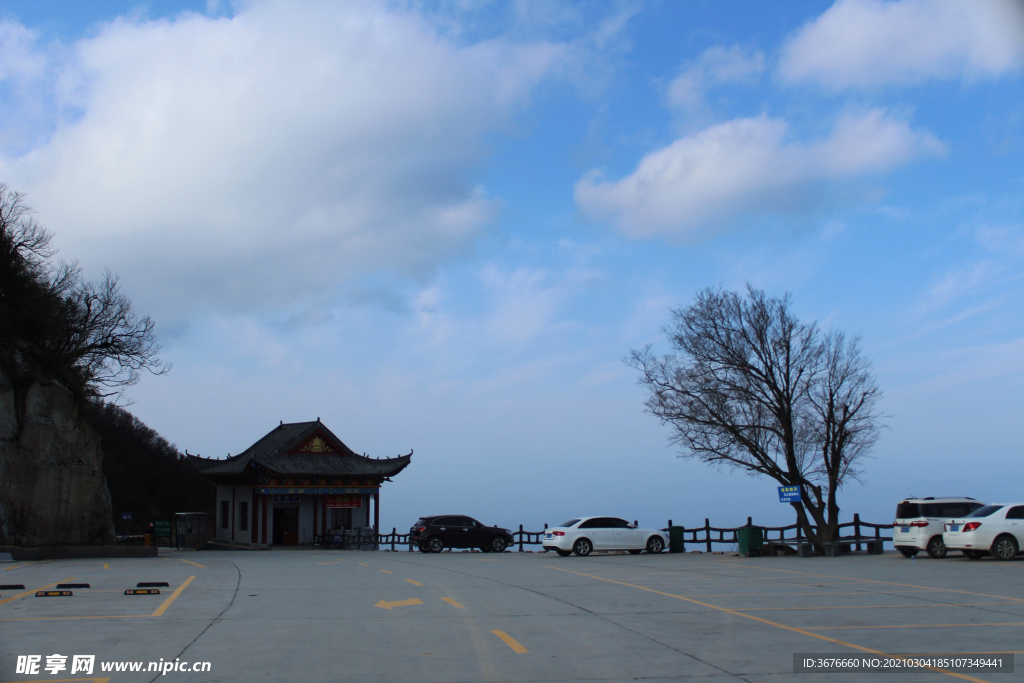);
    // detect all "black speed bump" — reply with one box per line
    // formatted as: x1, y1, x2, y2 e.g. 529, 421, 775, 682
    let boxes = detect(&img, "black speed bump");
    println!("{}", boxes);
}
124, 588, 161, 595
137, 582, 169, 587
0, 584, 25, 589
36, 590, 73, 597
57, 583, 90, 589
